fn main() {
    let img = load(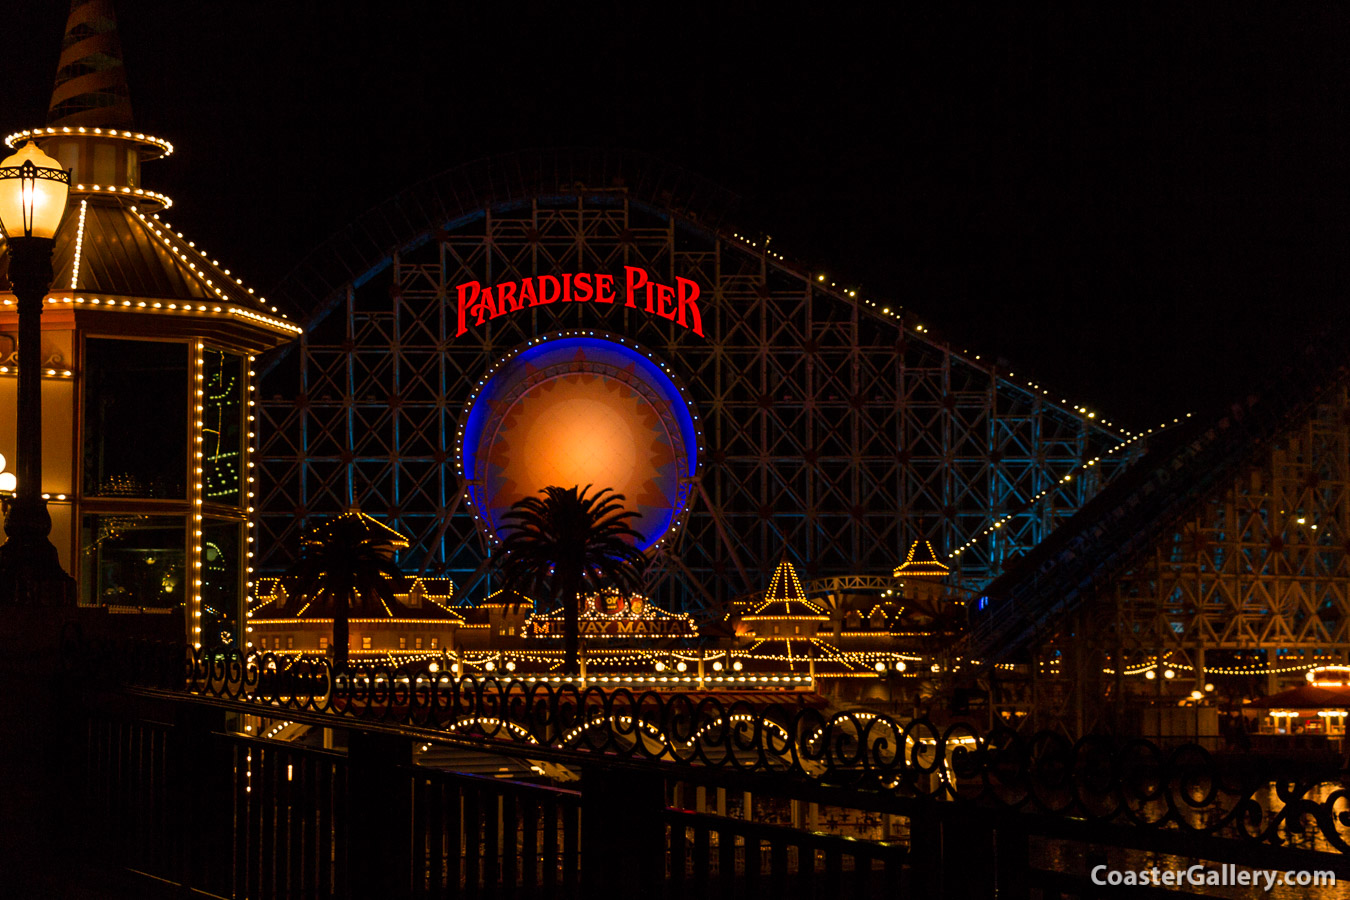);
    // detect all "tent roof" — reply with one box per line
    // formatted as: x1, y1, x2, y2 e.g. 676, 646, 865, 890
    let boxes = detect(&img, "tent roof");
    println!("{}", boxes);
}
1248, 684, 1350, 709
